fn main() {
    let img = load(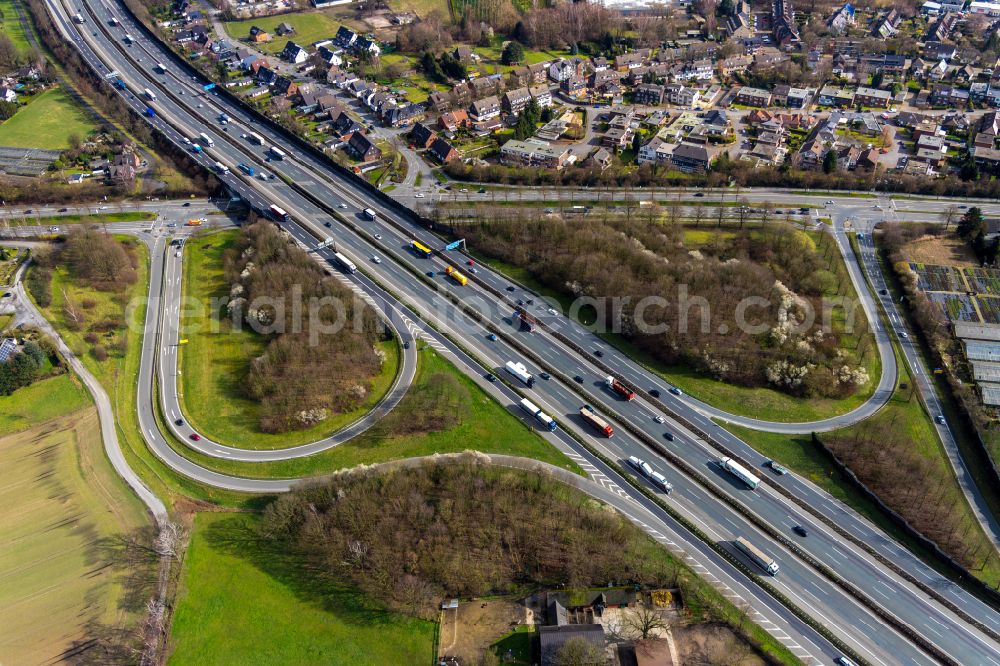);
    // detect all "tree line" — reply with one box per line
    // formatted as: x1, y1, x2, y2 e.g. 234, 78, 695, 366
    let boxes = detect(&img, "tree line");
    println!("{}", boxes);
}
460, 212, 871, 398
260, 459, 691, 621
223, 222, 385, 433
